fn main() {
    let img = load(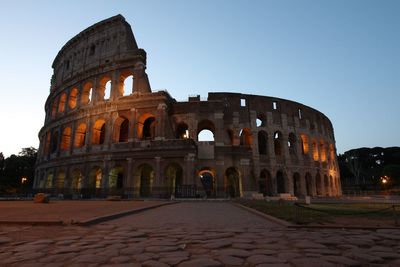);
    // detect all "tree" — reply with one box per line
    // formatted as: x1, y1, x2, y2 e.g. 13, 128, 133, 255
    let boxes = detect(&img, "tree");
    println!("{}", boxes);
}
0, 147, 37, 193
